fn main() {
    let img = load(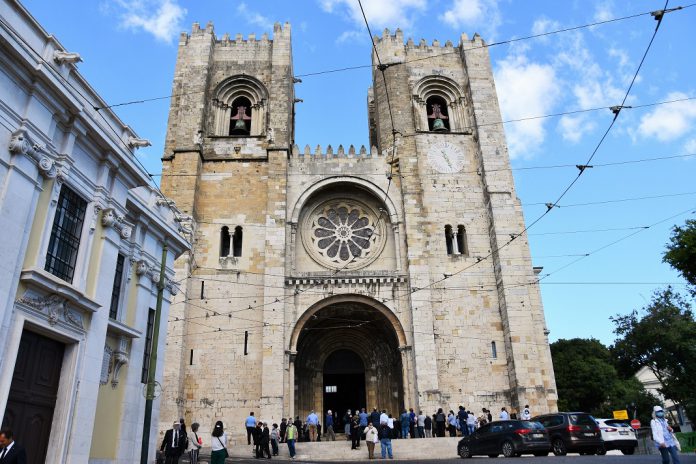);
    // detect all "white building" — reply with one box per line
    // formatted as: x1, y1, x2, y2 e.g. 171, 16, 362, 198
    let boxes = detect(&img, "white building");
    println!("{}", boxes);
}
636, 366, 693, 432
0, 1, 190, 463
